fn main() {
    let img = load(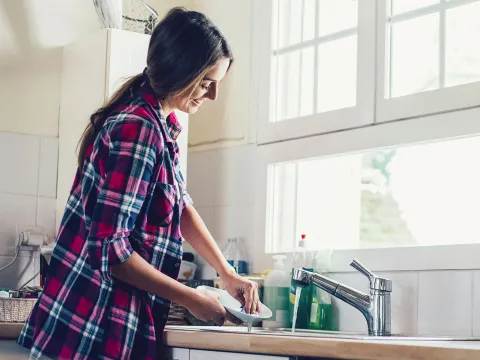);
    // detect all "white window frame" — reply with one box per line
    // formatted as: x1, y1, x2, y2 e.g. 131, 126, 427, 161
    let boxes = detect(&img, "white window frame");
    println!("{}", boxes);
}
252, 107, 480, 273
251, 0, 480, 273
252, 0, 376, 145
376, 0, 480, 123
